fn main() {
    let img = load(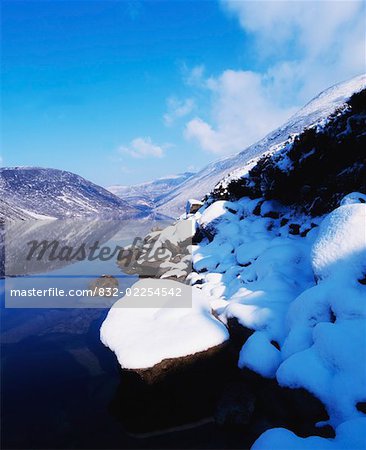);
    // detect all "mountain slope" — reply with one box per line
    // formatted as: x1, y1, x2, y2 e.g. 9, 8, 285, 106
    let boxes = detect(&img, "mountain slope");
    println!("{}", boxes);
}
107, 172, 195, 211
0, 167, 138, 221
156, 74, 366, 217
